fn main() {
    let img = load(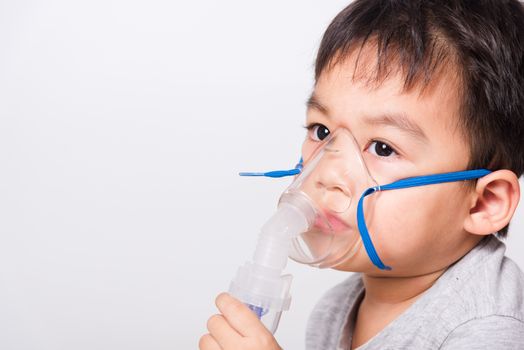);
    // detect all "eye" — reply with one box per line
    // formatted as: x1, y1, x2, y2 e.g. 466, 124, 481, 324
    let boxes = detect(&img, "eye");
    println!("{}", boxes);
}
367, 140, 398, 158
306, 123, 331, 141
